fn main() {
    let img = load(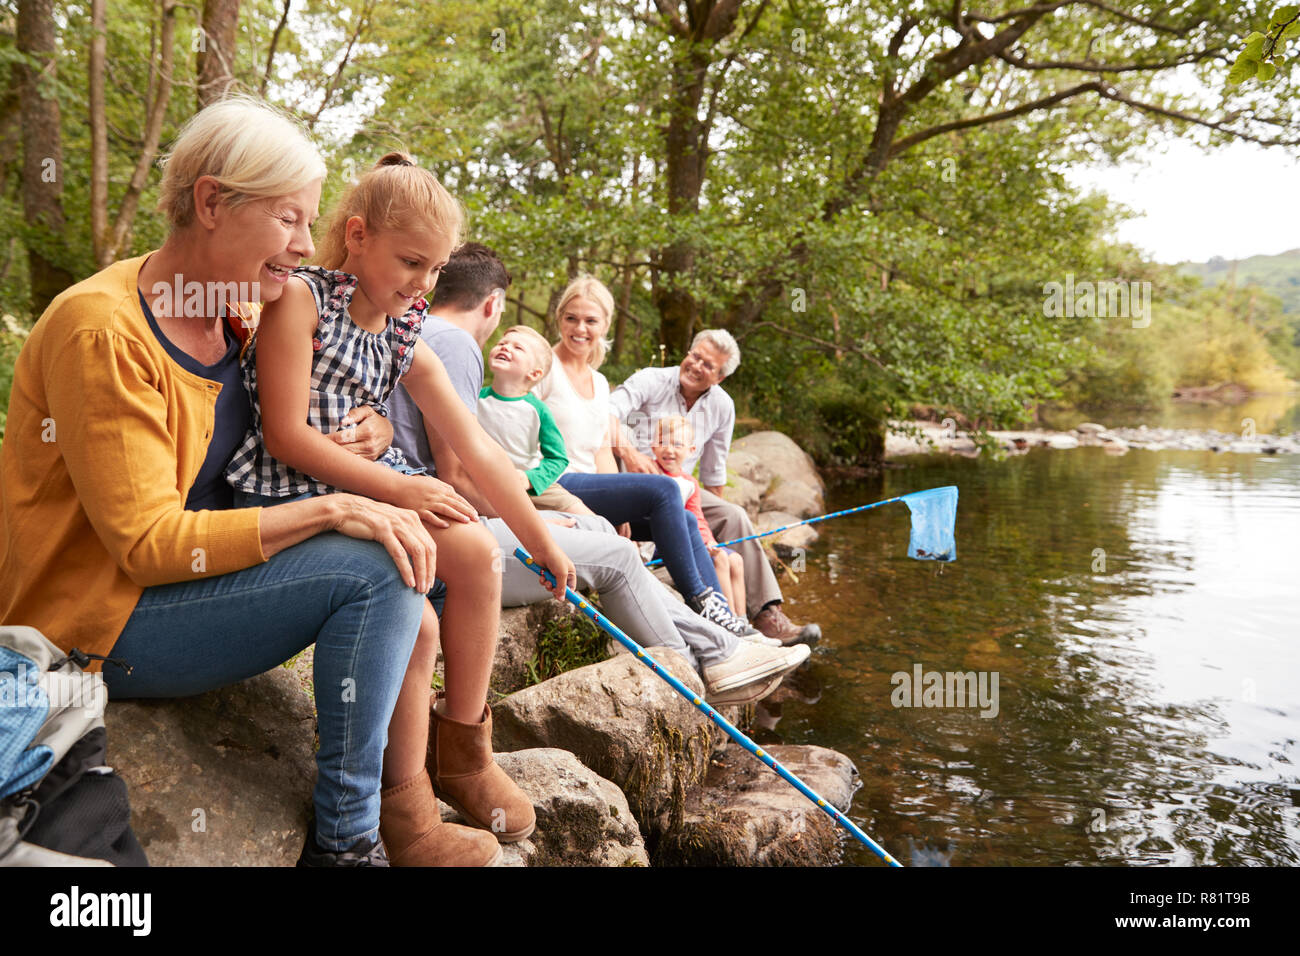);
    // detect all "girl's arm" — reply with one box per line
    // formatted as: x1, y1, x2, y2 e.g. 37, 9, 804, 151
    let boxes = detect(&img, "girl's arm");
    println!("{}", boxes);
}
256, 279, 474, 527
402, 339, 576, 596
